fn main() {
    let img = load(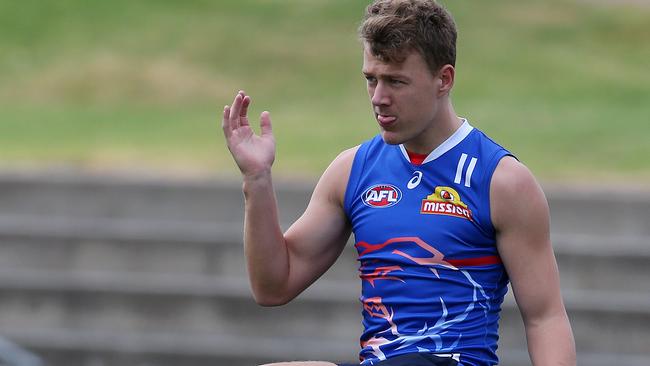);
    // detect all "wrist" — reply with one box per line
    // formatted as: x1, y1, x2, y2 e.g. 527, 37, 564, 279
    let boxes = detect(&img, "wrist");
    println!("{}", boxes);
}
242, 167, 272, 181
242, 169, 273, 193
